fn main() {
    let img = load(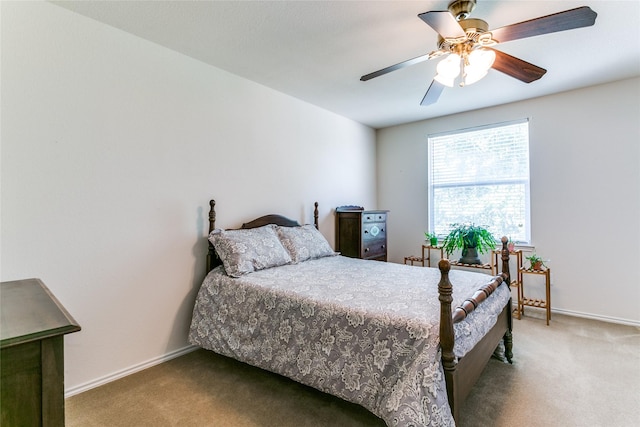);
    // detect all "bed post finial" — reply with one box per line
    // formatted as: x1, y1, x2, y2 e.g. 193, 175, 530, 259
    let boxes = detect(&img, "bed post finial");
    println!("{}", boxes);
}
314, 202, 319, 229
209, 200, 217, 233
